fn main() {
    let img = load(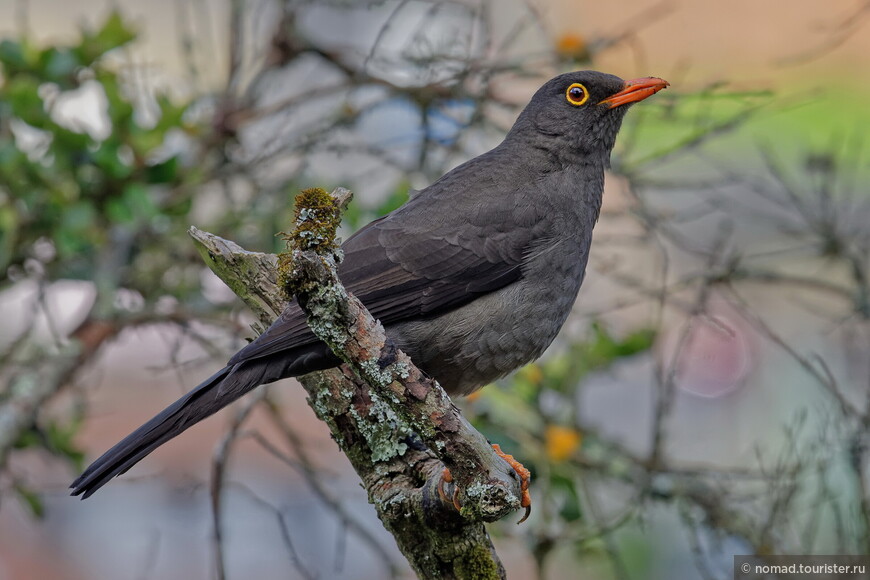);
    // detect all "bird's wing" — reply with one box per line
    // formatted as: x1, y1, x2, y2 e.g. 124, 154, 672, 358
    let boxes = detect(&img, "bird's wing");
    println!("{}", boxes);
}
227, 197, 541, 366
341, 215, 530, 320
